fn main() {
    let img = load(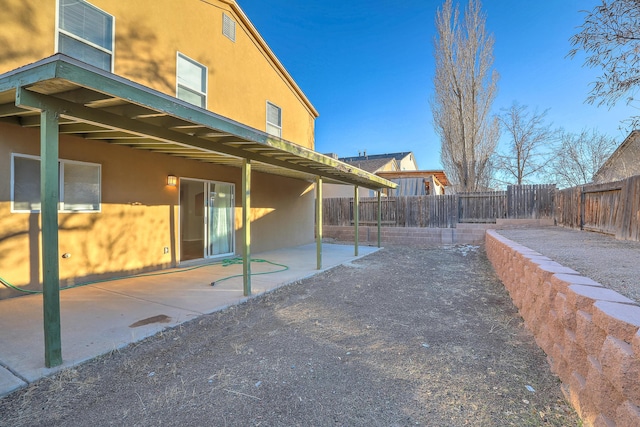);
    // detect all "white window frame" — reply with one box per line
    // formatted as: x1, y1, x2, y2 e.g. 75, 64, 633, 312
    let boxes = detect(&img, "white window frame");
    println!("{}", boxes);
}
266, 101, 282, 138
222, 13, 236, 42
55, 0, 115, 72
176, 52, 208, 108
11, 154, 102, 213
